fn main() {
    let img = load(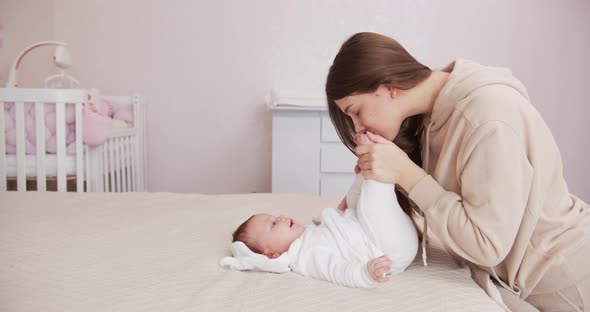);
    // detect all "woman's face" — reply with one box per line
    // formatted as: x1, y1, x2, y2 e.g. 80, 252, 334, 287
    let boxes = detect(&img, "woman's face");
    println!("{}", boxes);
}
334, 85, 406, 142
